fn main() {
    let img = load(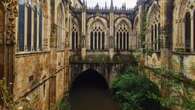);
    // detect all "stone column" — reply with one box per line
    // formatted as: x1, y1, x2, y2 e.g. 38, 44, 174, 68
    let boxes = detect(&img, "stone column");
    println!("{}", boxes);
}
81, 7, 87, 58
31, 8, 35, 51
109, 10, 114, 59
